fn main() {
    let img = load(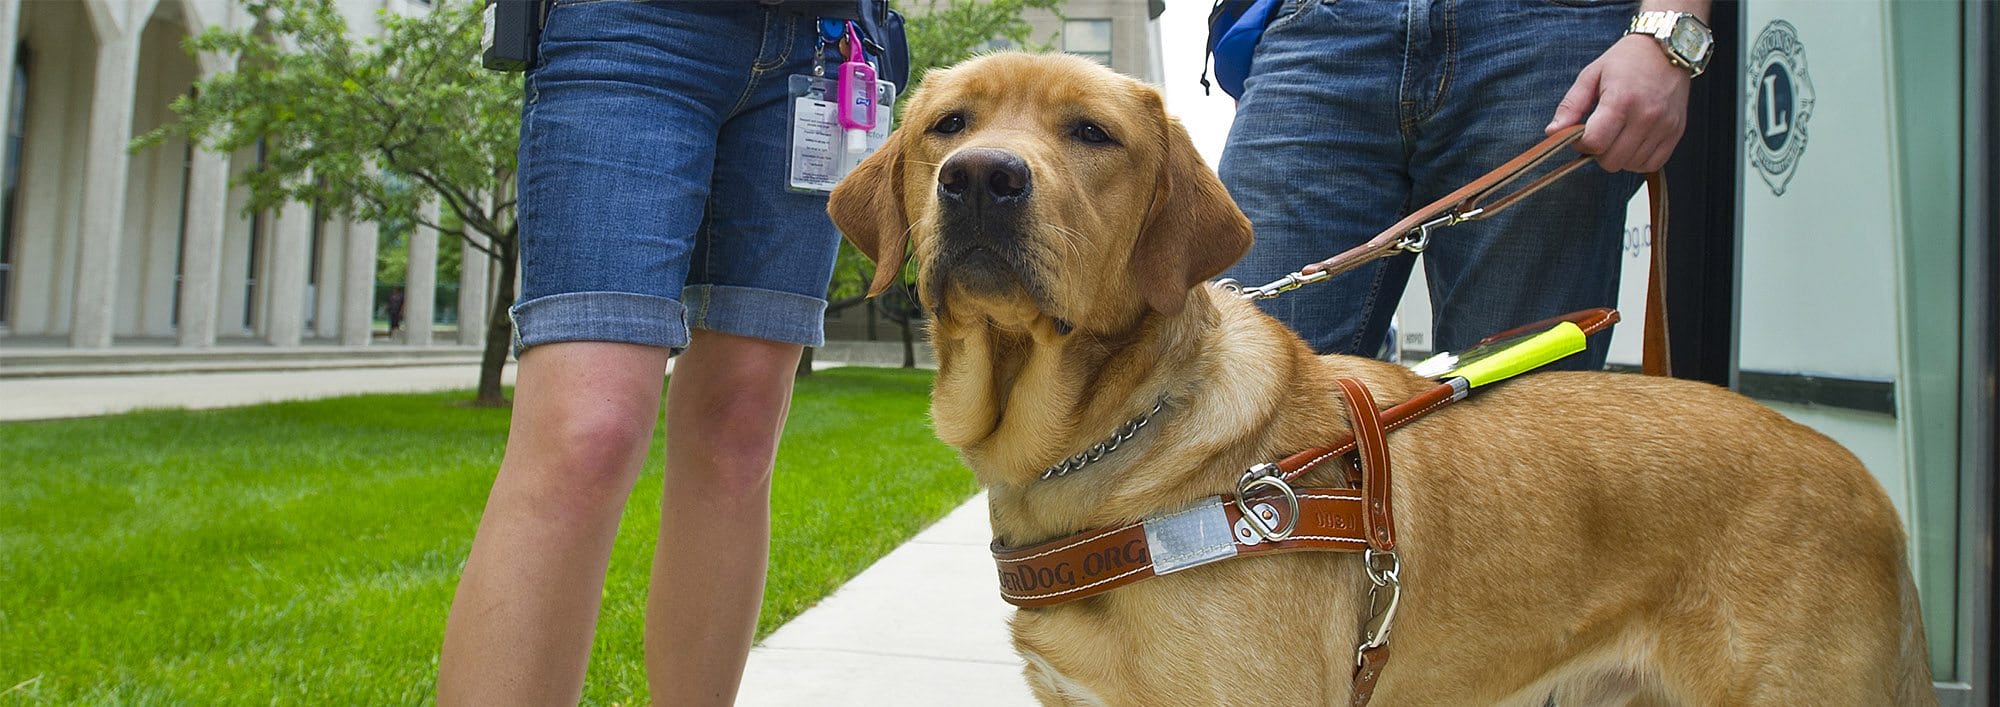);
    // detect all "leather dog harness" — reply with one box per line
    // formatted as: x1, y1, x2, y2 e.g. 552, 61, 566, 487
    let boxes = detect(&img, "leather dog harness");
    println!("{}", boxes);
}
993, 308, 1623, 706
992, 378, 1399, 707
